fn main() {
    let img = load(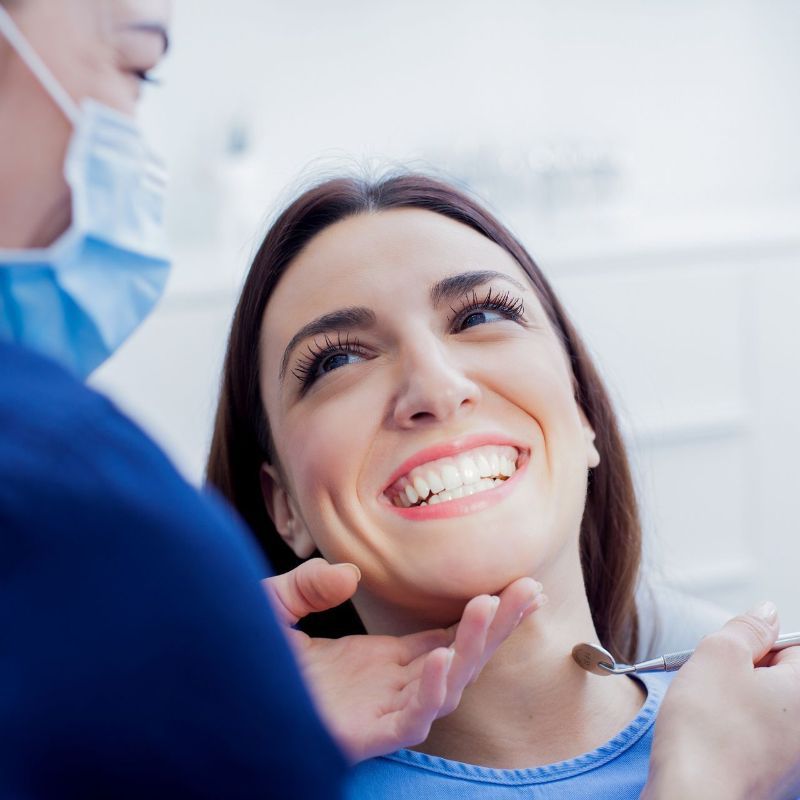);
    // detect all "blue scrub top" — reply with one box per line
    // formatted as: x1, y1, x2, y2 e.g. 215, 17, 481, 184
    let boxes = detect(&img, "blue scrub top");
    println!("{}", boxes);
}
0, 341, 348, 798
